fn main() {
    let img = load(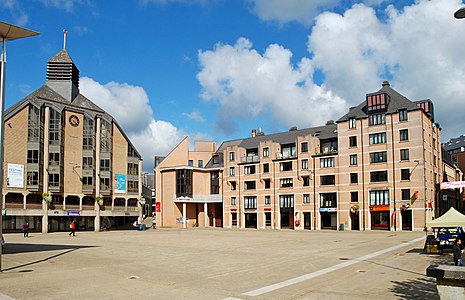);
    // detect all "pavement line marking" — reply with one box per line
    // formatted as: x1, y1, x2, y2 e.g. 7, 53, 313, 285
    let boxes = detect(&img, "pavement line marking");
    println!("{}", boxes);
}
242, 236, 425, 297
0, 293, 16, 300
